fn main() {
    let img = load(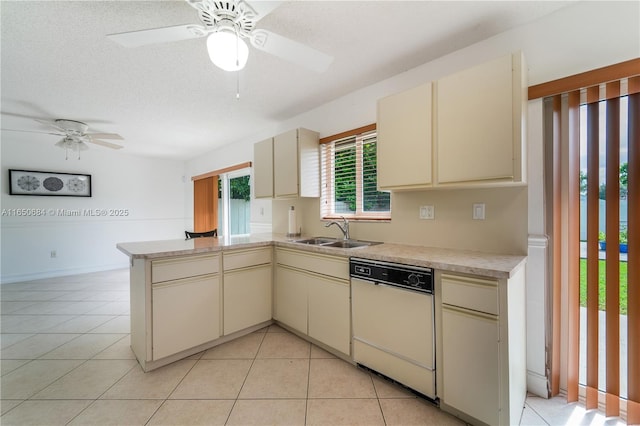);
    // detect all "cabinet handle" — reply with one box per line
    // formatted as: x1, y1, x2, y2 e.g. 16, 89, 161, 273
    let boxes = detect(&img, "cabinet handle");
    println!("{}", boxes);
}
151, 273, 218, 290
442, 303, 497, 321
441, 274, 497, 289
